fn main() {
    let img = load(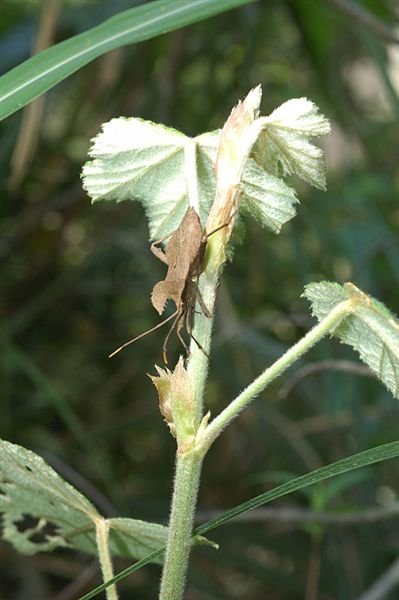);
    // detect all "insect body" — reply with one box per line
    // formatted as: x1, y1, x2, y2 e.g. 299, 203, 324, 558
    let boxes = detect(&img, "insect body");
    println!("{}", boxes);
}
150, 207, 208, 315
109, 207, 210, 362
